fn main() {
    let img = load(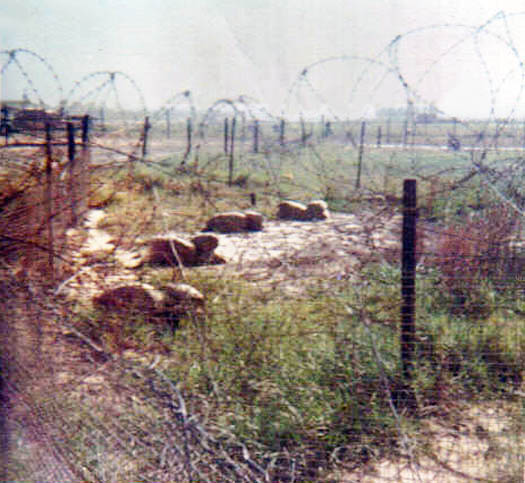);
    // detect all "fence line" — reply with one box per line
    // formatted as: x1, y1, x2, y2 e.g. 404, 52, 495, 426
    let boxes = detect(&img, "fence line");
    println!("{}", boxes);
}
2, 21, 525, 479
